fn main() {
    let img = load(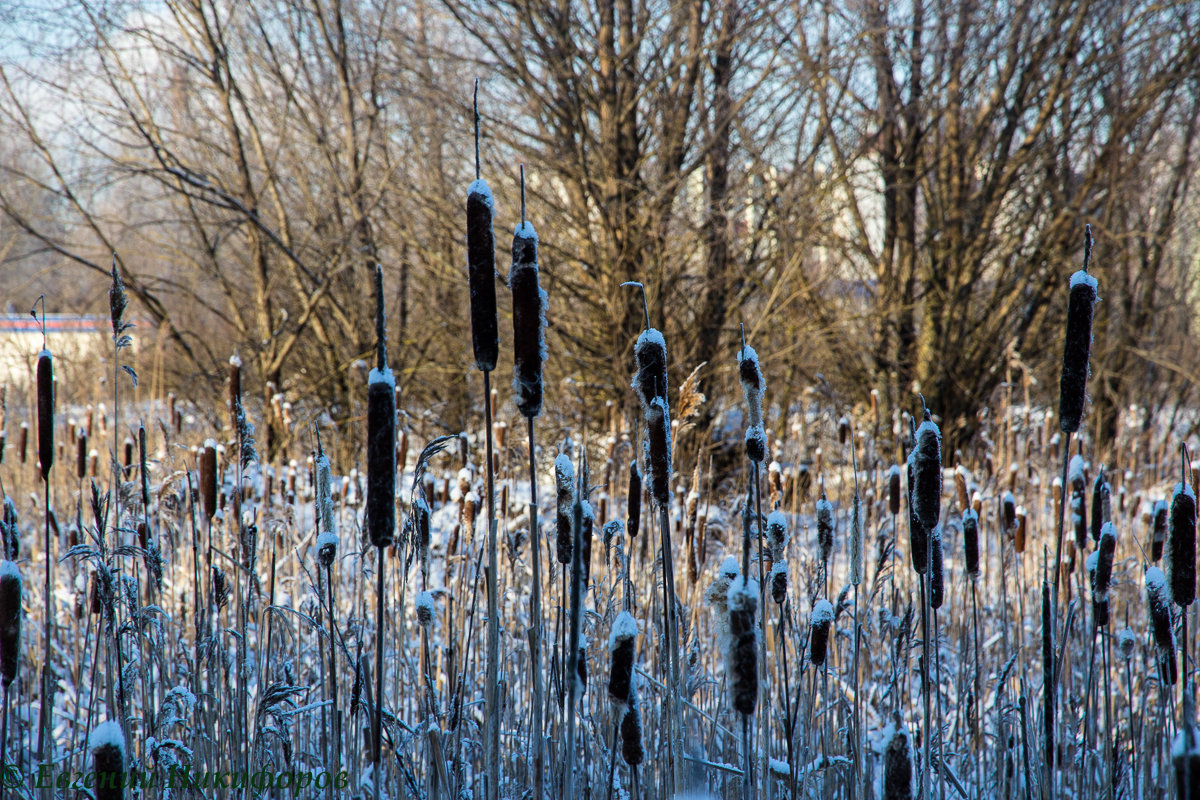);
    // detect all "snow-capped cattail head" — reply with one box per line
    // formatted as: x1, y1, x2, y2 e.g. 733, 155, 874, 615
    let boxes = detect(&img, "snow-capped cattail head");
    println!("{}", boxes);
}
745, 425, 768, 465
954, 465, 969, 512
1091, 469, 1112, 545
366, 360, 396, 548
1117, 627, 1136, 660
1094, 521, 1117, 600
75, 428, 87, 480
1167, 481, 1197, 608
727, 576, 758, 715
738, 343, 764, 429
632, 329, 668, 414
1147, 566, 1177, 684
912, 409, 942, 535
229, 353, 242, 414
1153, 499, 1169, 562
1001, 492, 1017, 536
766, 509, 788, 560
1014, 506, 1027, 554
770, 561, 788, 605
90, 720, 125, 800
625, 459, 641, 539
929, 526, 944, 610
555, 453, 575, 565
510, 203, 546, 419
620, 685, 645, 766
816, 492, 834, 565
962, 509, 980, 580
0, 560, 21, 687
906, 451, 928, 574
888, 465, 901, 516
646, 397, 672, 508
315, 442, 337, 567
200, 440, 217, 521
466, 174, 499, 372
37, 348, 53, 481
850, 489, 863, 586
809, 598, 834, 666
883, 720, 914, 800
1059, 226, 1098, 434
608, 610, 637, 707
415, 590, 434, 628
